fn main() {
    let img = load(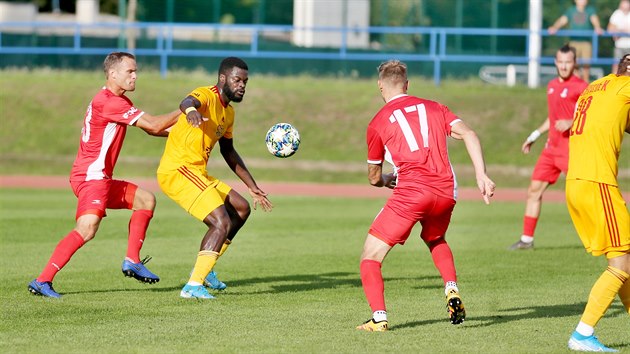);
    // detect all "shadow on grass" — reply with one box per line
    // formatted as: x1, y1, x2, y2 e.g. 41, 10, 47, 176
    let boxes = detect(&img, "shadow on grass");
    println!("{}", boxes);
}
64, 272, 441, 295
396, 302, 627, 337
